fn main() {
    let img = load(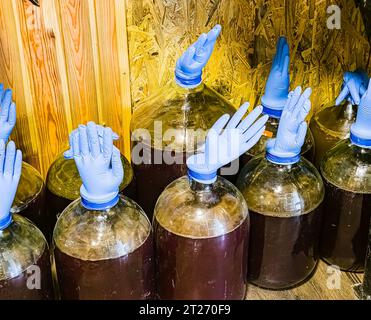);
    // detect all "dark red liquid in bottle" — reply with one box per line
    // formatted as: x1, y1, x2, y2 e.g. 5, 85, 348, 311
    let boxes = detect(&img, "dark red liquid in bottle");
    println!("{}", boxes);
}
132, 145, 188, 220
154, 219, 249, 300
320, 178, 371, 272
0, 250, 53, 300
248, 207, 322, 290
54, 236, 155, 300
